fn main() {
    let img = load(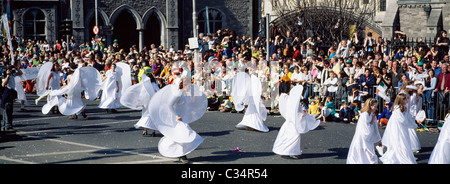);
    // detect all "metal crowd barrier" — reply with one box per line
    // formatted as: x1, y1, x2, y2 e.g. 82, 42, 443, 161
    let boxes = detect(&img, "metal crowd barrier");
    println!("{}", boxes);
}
296, 83, 448, 123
